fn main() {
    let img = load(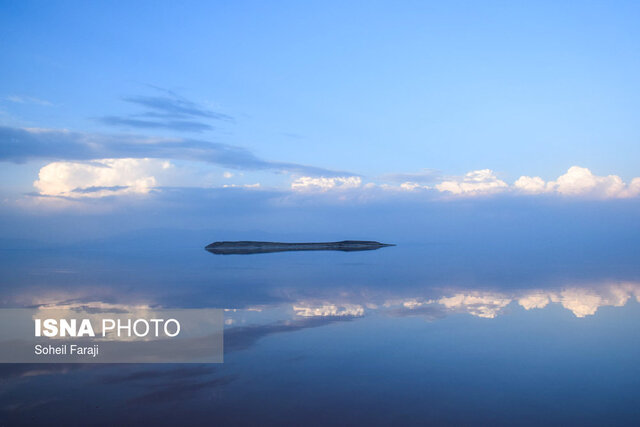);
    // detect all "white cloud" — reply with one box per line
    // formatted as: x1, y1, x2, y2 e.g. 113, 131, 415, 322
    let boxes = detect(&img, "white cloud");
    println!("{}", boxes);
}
513, 176, 547, 194
436, 169, 508, 196
401, 298, 434, 309
291, 176, 362, 192
33, 158, 171, 198
551, 286, 631, 317
551, 166, 624, 197
518, 292, 551, 310
437, 292, 512, 318
338, 283, 640, 321
26, 158, 640, 203
627, 178, 640, 197
399, 182, 430, 191
515, 166, 640, 199
384, 166, 640, 199
397, 166, 640, 199
518, 284, 639, 317
293, 303, 364, 317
